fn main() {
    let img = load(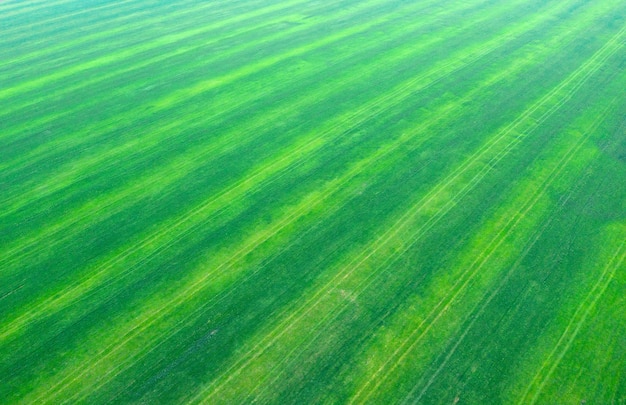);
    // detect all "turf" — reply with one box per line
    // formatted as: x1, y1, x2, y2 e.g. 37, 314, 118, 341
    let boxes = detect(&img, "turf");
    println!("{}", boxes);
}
1, 0, 625, 403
